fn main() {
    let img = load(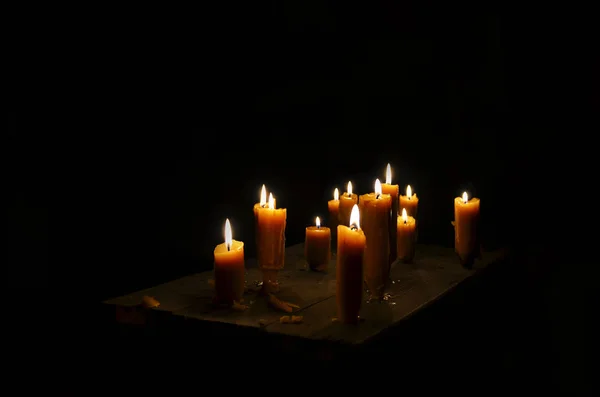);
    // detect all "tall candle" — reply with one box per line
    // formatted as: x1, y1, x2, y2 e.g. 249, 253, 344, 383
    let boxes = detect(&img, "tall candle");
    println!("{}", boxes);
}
338, 181, 358, 228
214, 219, 245, 304
304, 216, 331, 271
253, 184, 276, 248
381, 163, 399, 264
257, 192, 286, 291
359, 179, 392, 299
454, 192, 480, 265
327, 188, 340, 250
399, 184, 419, 218
397, 208, 416, 263
337, 204, 365, 324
